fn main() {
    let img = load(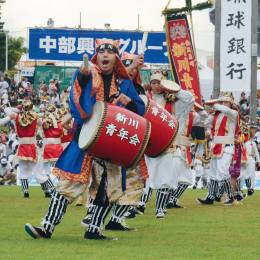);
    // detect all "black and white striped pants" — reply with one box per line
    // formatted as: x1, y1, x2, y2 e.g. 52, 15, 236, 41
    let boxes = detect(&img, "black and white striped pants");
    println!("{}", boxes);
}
42, 191, 69, 234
